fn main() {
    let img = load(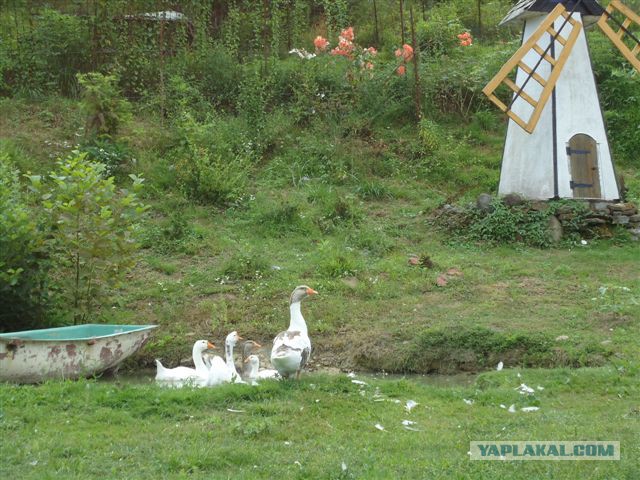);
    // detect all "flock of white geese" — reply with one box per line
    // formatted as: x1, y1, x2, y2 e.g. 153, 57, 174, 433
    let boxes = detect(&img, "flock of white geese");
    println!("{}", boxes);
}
154, 285, 317, 387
